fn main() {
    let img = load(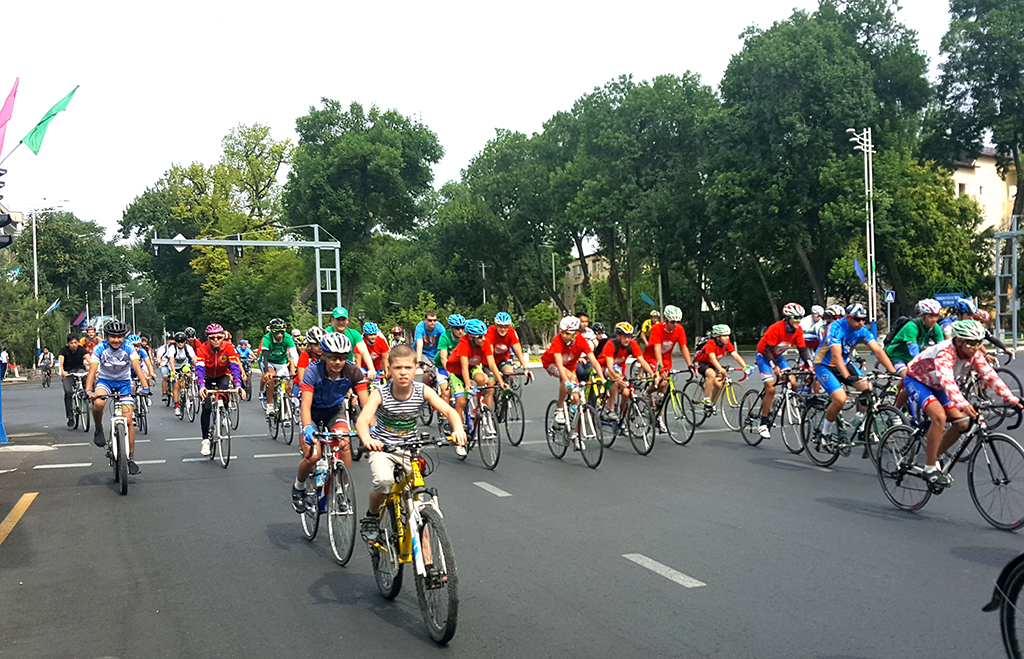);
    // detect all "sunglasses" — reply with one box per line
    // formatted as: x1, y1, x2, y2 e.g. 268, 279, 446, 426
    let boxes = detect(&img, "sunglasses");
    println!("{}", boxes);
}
963, 339, 983, 348
324, 353, 347, 362
850, 317, 866, 323
209, 335, 224, 341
